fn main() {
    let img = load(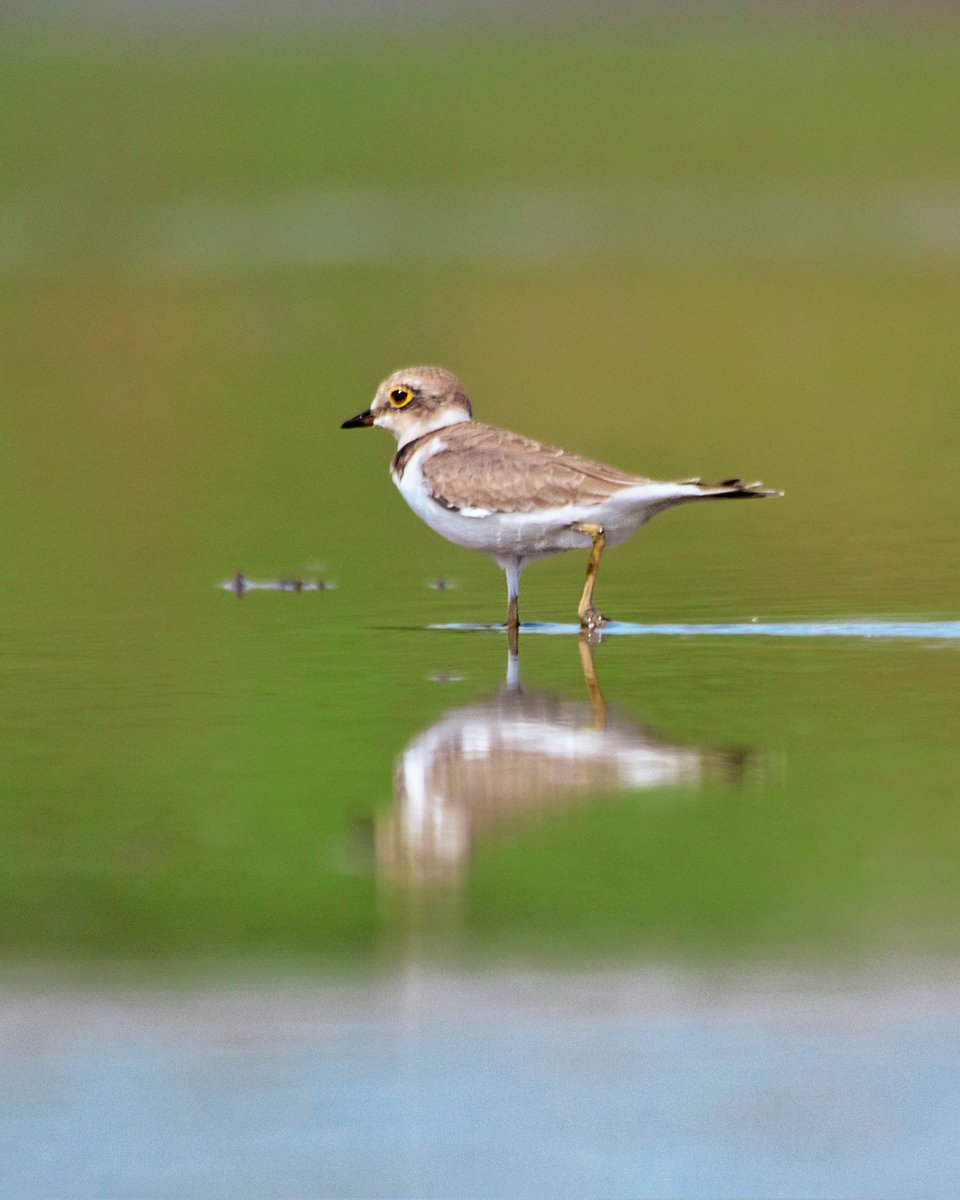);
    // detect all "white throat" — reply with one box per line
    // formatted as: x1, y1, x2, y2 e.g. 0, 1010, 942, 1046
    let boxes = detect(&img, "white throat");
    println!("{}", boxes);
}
380, 408, 471, 448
